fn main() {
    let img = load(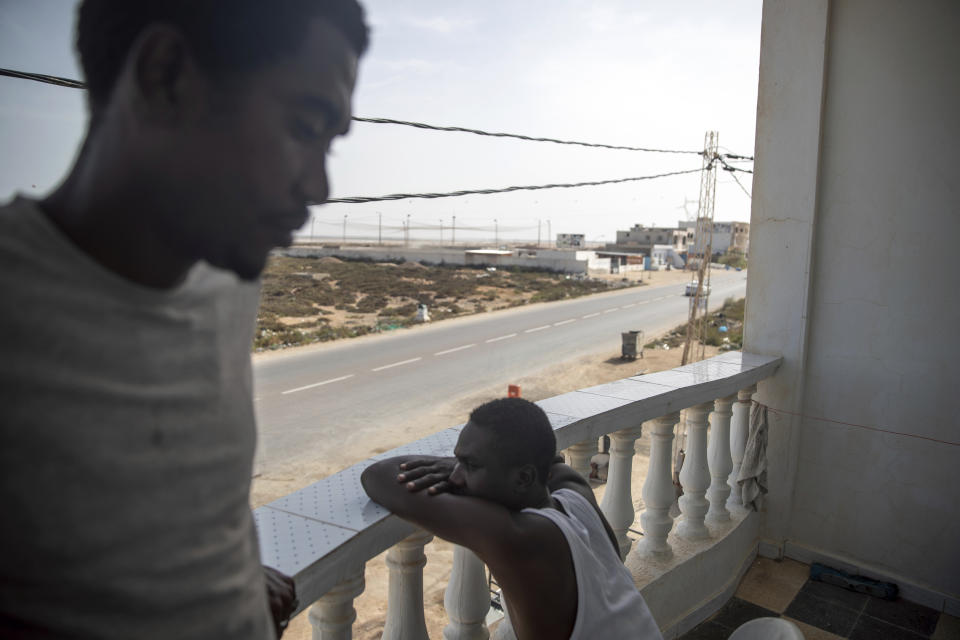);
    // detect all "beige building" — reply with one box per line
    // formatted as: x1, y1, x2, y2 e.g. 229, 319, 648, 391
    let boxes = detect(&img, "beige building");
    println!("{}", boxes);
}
611, 224, 693, 255
678, 220, 750, 257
